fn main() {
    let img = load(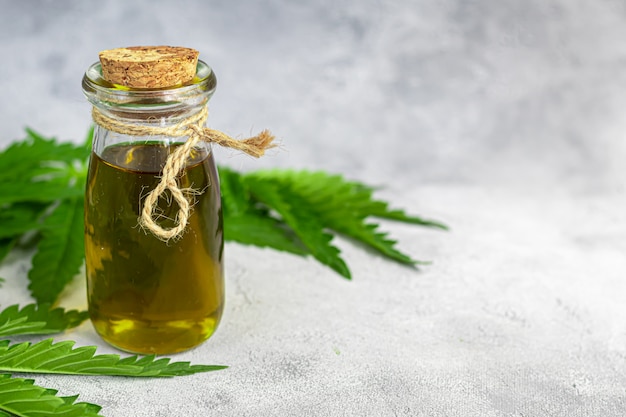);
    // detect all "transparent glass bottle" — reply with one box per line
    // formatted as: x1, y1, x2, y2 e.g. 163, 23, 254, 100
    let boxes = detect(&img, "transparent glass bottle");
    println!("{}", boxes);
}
82, 60, 224, 354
